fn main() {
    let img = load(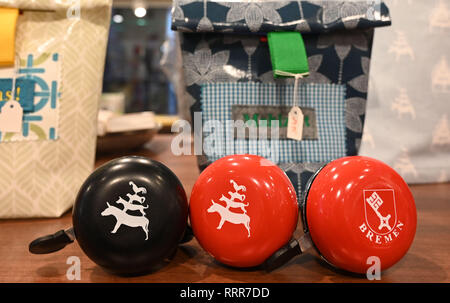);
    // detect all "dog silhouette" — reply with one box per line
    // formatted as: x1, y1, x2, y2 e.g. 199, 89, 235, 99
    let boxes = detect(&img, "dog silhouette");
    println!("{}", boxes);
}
126, 193, 146, 204
219, 194, 249, 213
115, 196, 148, 216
